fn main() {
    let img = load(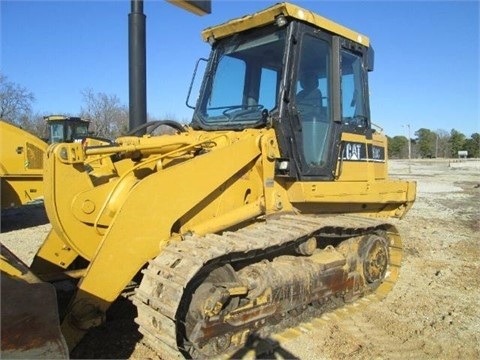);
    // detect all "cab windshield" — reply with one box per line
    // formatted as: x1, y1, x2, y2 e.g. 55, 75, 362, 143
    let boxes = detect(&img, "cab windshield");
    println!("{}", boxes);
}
193, 26, 286, 129
49, 121, 89, 143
